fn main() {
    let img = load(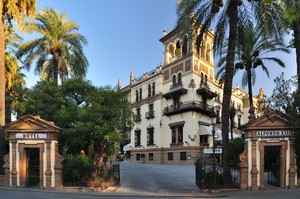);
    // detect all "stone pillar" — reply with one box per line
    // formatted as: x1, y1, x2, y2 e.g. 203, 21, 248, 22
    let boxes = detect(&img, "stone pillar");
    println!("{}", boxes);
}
289, 139, 297, 188
251, 139, 259, 190
54, 143, 63, 187
10, 140, 18, 187
3, 153, 10, 186
239, 152, 248, 190
45, 140, 52, 189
